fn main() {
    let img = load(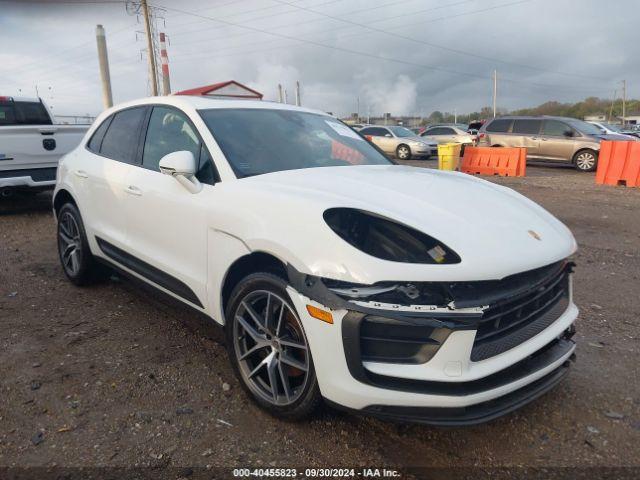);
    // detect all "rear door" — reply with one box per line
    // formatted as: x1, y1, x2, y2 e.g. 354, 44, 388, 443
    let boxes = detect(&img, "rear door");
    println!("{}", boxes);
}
121, 105, 218, 309
360, 127, 394, 153
421, 127, 449, 143
511, 119, 542, 158
539, 119, 578, 162
79, 106, 148, 249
